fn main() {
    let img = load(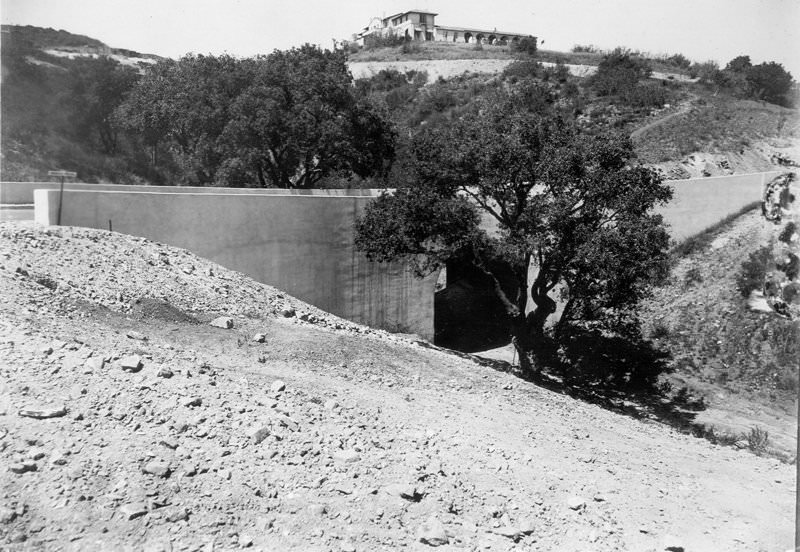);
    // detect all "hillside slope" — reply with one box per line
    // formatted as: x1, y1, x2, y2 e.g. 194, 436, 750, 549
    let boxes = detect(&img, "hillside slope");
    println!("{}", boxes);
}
0, 221, 793, 551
